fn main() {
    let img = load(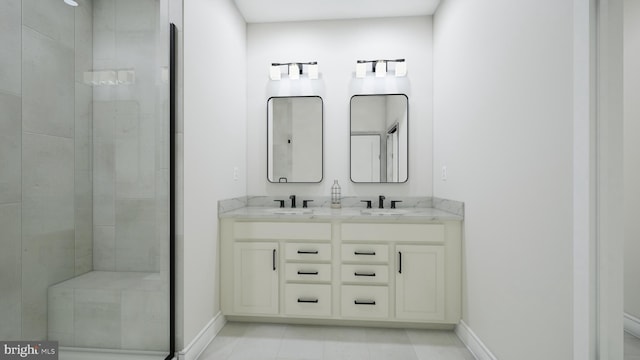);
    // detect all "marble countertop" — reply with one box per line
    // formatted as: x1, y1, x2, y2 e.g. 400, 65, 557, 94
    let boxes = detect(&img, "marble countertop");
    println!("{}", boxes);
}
218, 206, 463, 222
